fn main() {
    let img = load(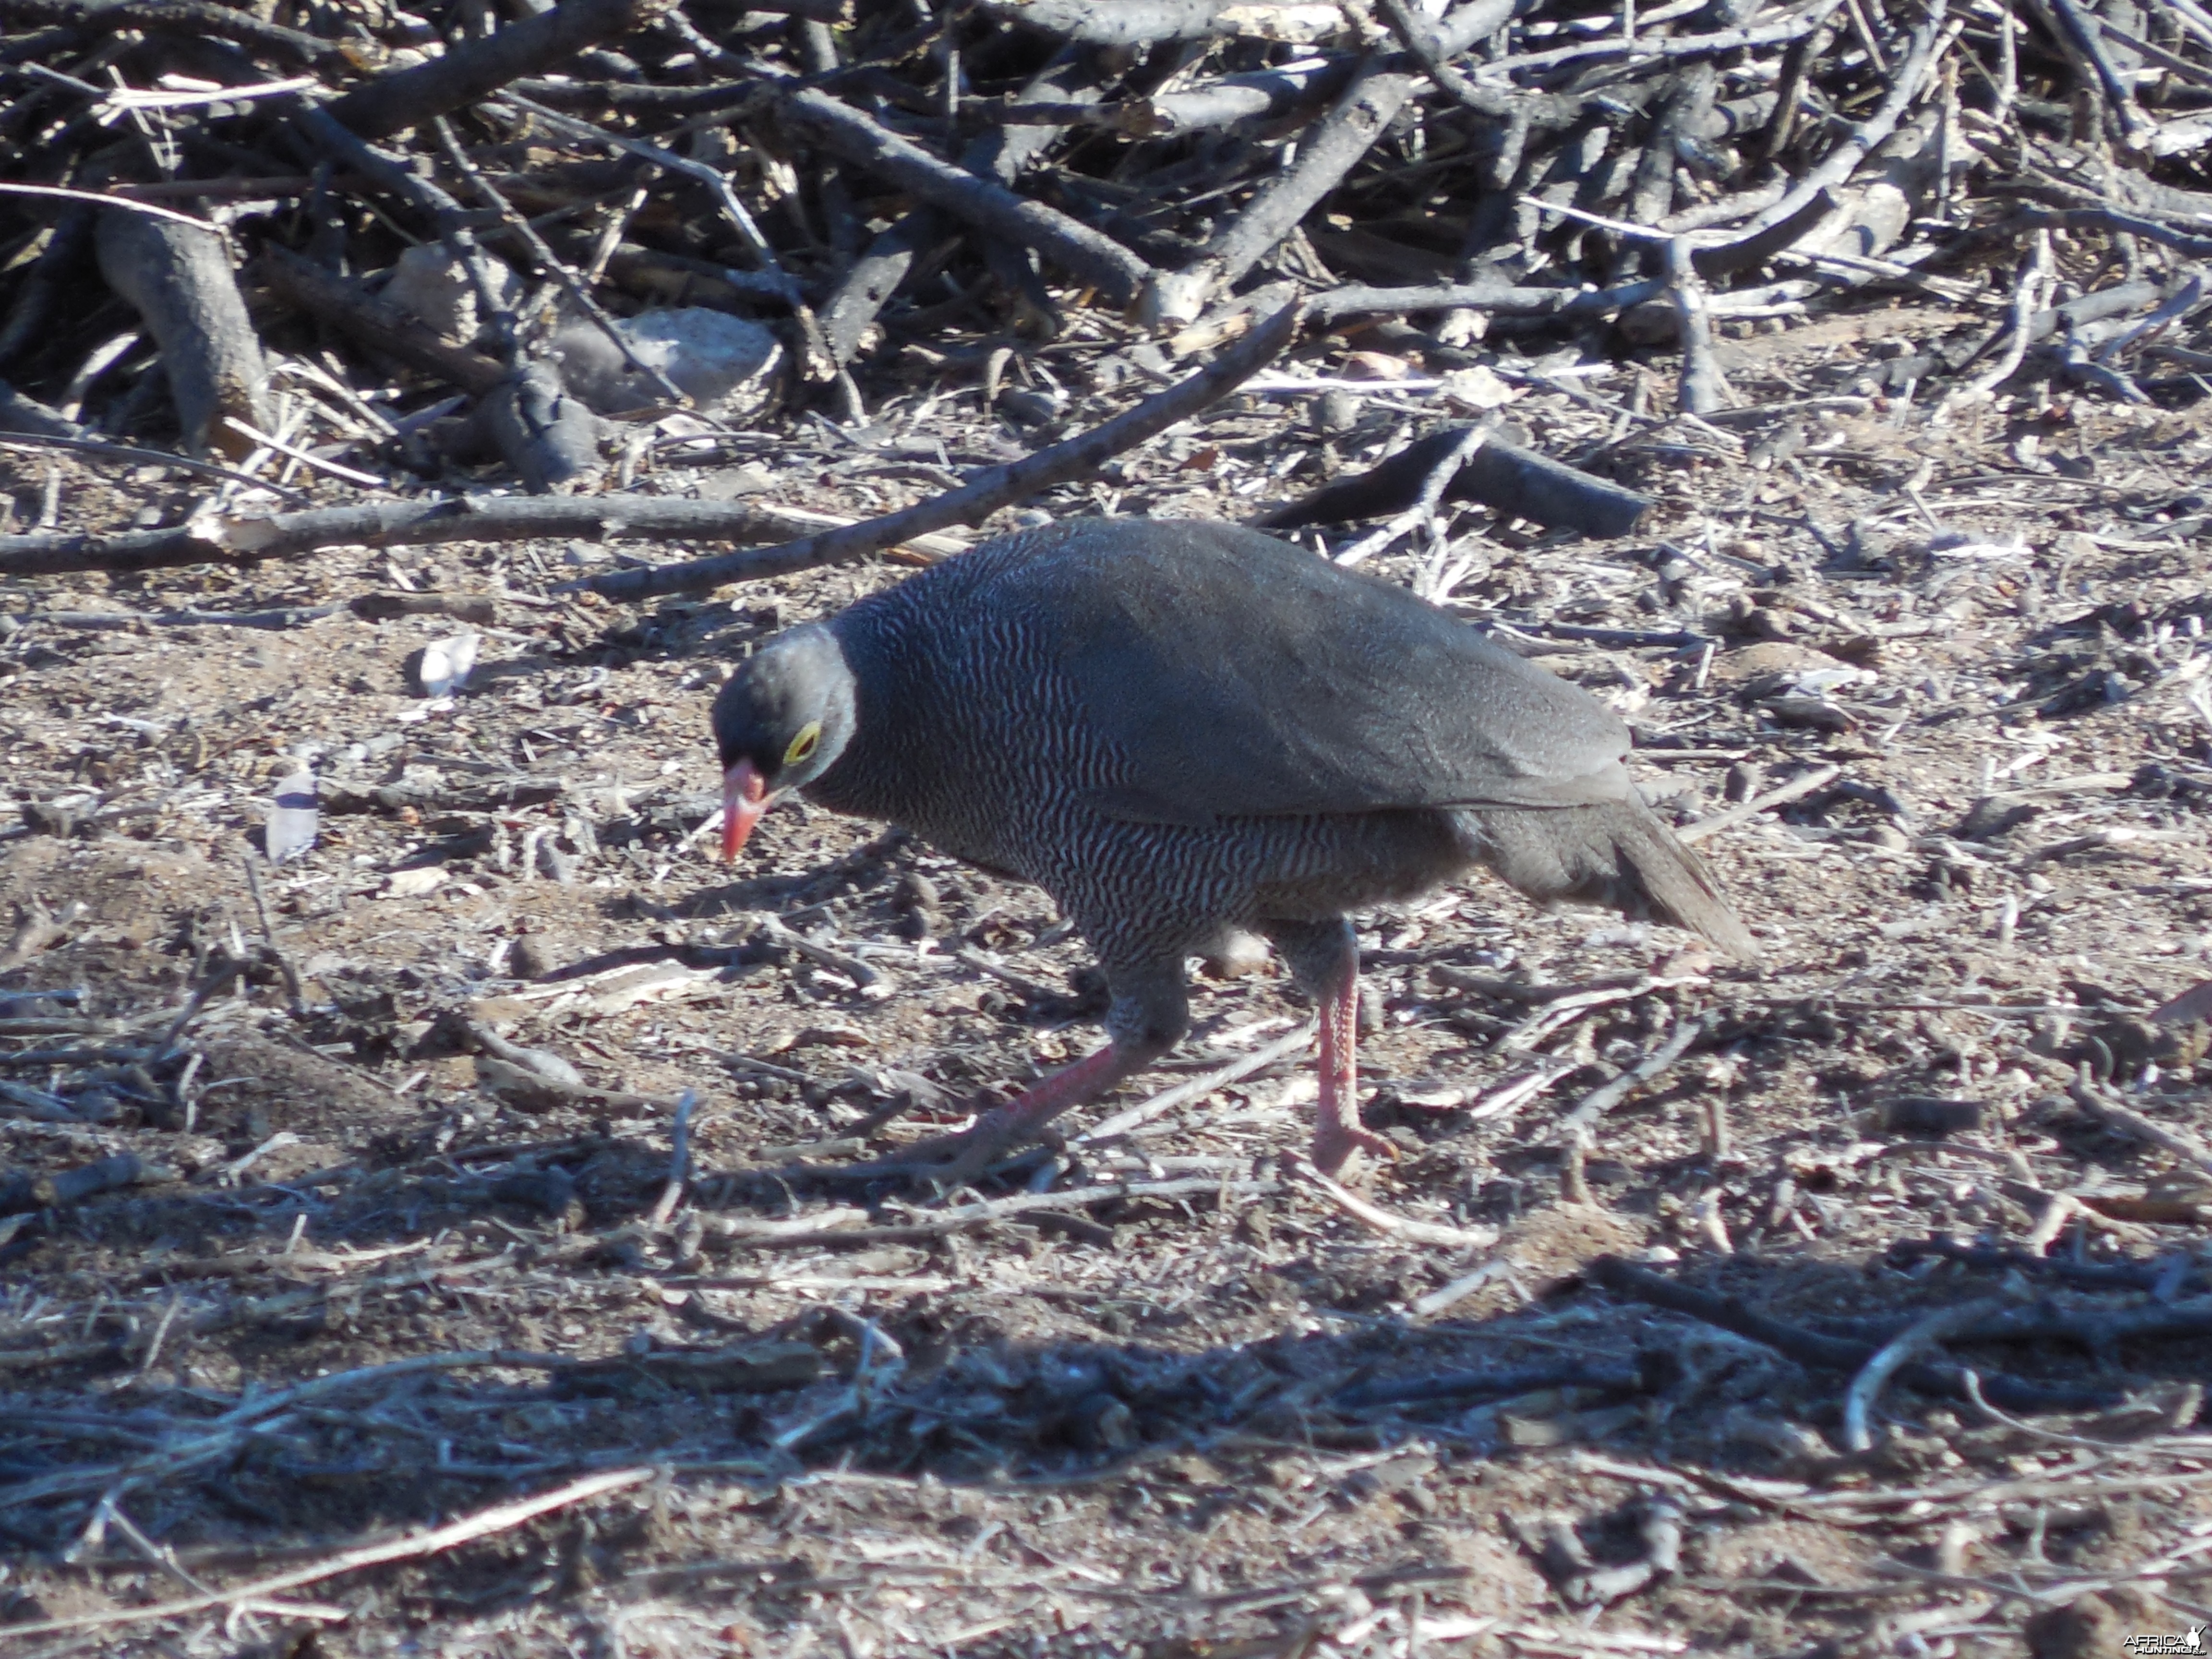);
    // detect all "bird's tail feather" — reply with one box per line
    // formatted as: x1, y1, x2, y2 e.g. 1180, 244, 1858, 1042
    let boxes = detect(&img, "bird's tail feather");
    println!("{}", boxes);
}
1460, 798, 1759, 962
